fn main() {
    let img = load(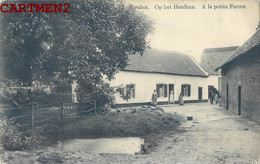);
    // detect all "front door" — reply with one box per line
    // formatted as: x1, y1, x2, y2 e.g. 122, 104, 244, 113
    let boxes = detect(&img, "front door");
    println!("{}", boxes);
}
226, 85, 229, 110
198, 87, 202, 102
238, 86, 241, 116
169, 84, 174, 104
